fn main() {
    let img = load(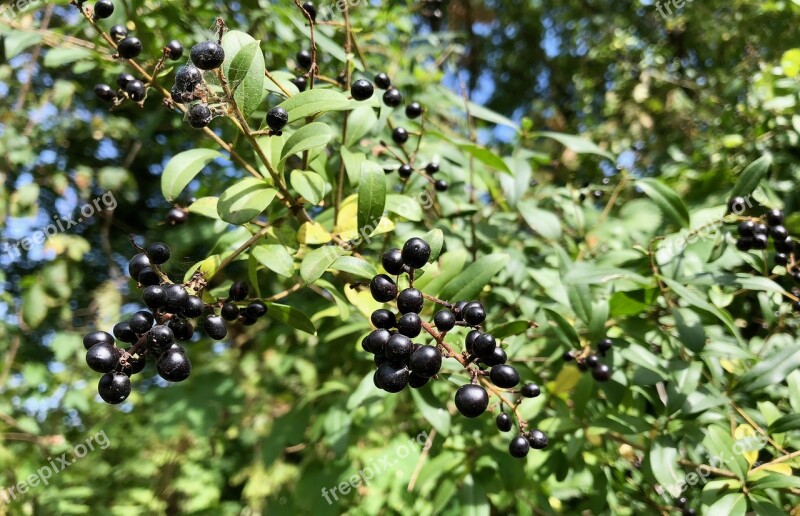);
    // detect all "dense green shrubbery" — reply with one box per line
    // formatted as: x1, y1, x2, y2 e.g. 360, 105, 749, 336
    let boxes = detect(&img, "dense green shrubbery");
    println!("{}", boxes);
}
1, 1, 799, 514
